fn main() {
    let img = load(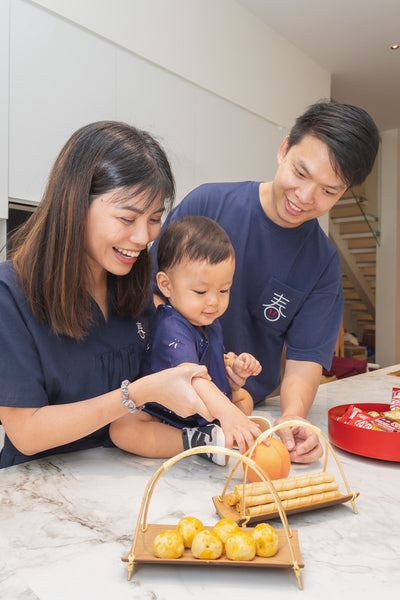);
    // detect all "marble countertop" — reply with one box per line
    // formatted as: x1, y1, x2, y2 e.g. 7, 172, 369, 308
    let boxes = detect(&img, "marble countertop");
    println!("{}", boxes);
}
1, 365, 400, 600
